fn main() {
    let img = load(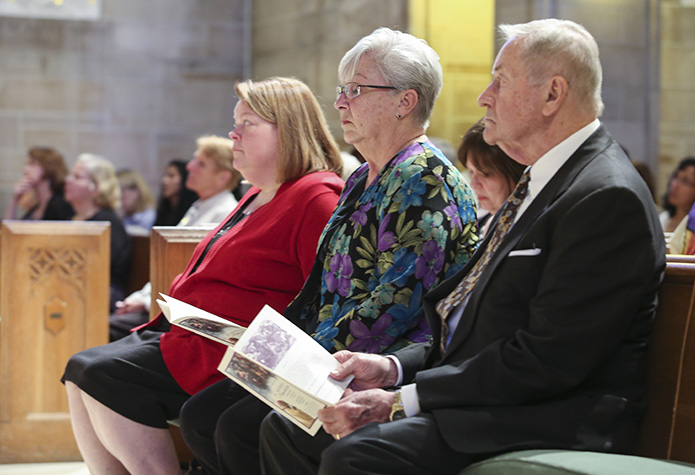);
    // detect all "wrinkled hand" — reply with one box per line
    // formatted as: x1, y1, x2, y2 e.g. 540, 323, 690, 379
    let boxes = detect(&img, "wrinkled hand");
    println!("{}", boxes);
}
319, 388, 395, 439
113, 297, 146, 315
330, 351, 399, 391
